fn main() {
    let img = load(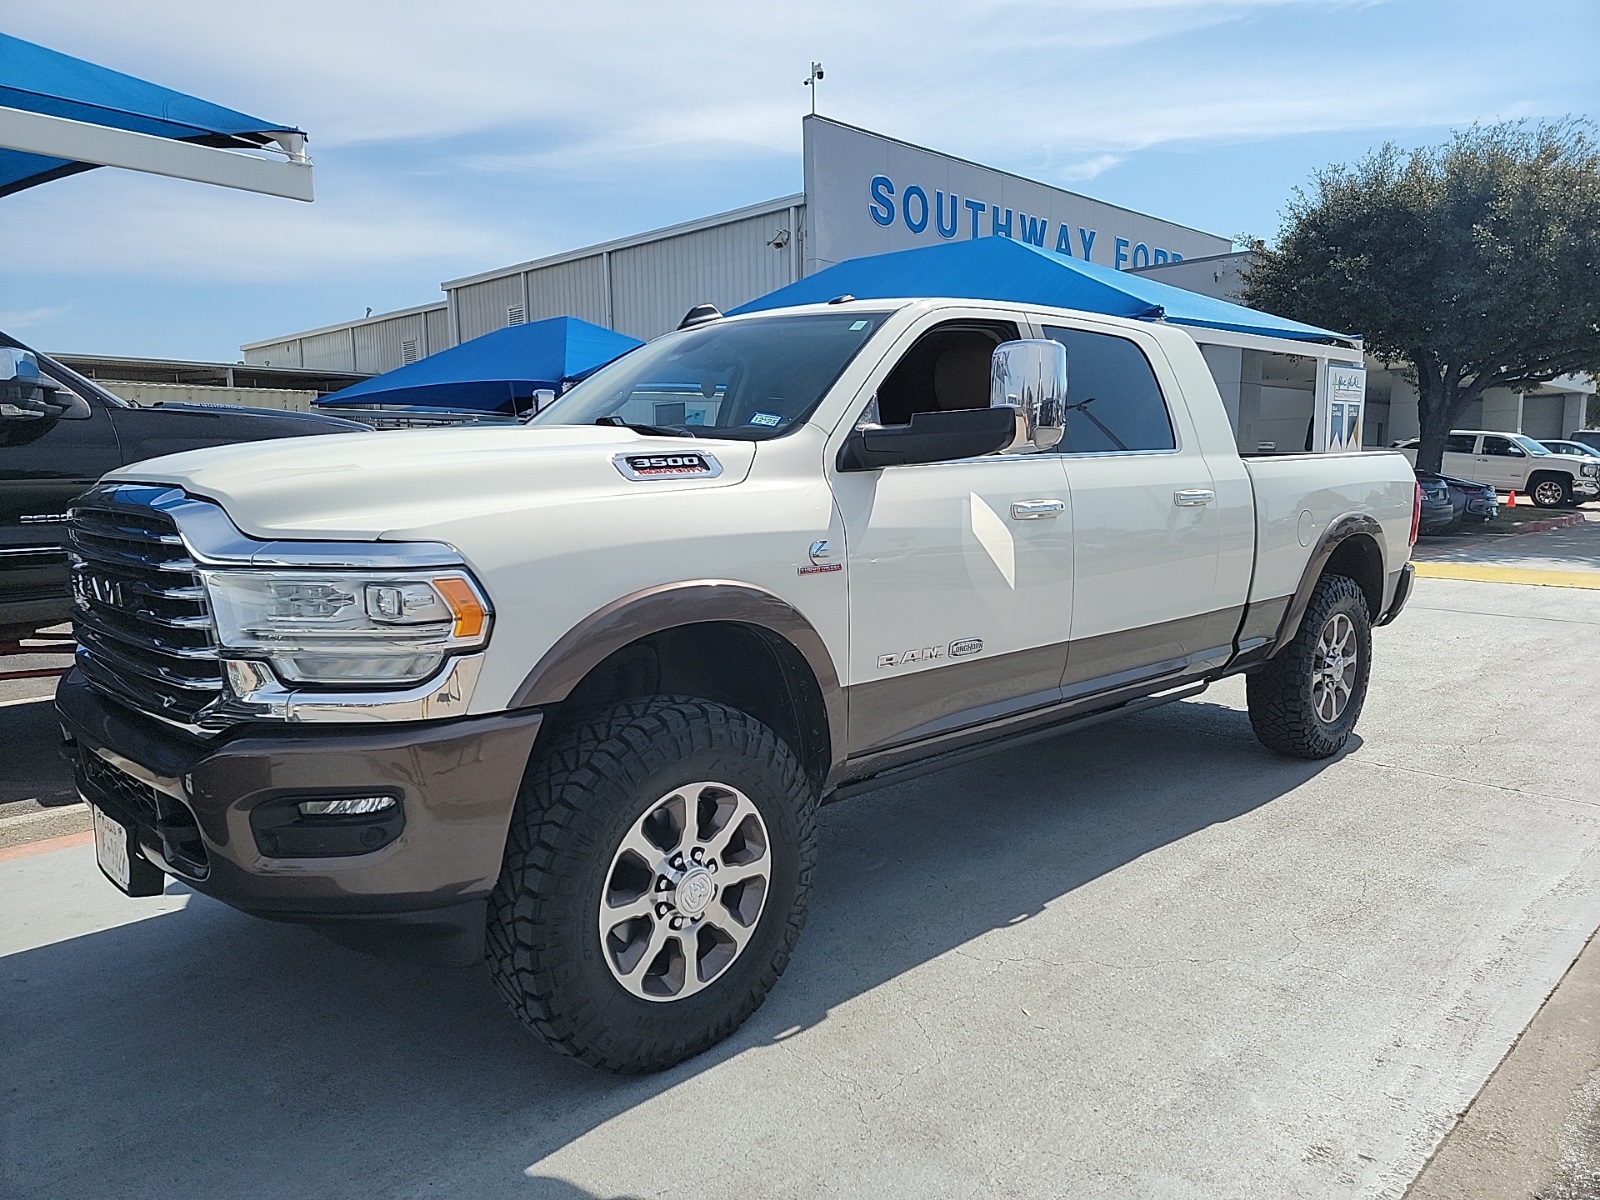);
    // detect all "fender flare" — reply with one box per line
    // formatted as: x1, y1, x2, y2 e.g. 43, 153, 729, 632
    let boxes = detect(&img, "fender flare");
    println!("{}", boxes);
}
509, 580, 846, 770
1272, 513, 1386, 651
